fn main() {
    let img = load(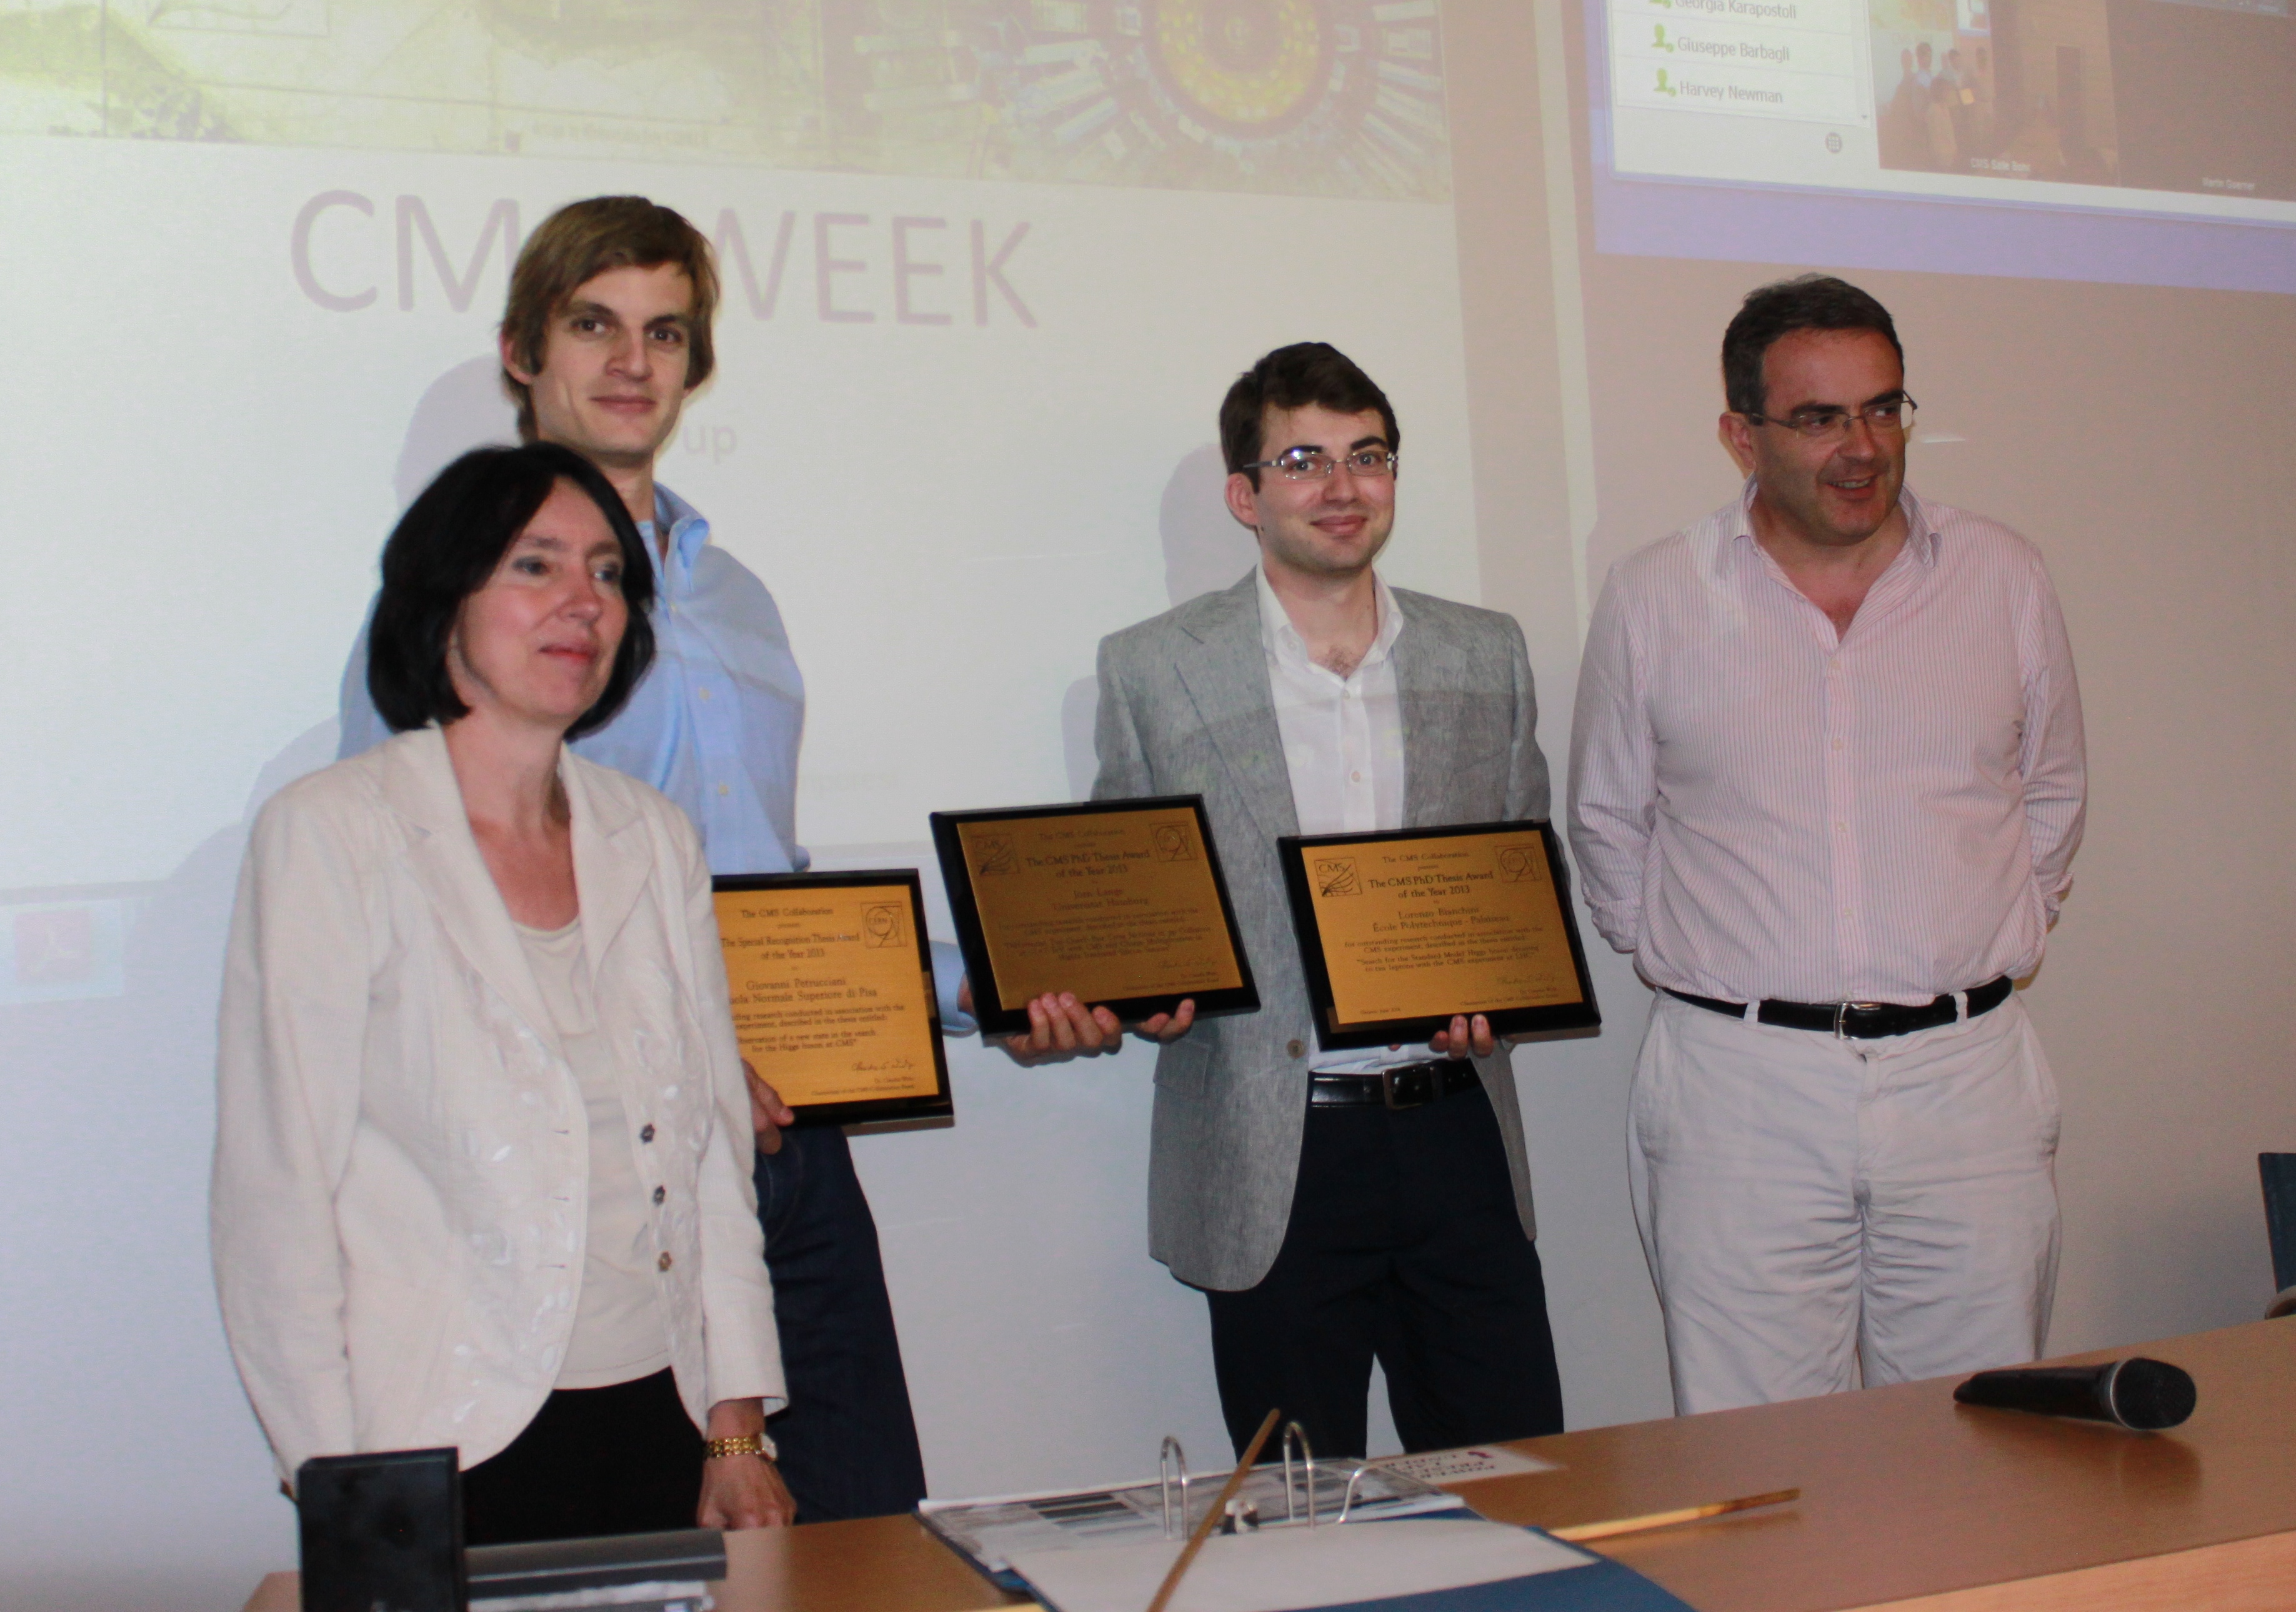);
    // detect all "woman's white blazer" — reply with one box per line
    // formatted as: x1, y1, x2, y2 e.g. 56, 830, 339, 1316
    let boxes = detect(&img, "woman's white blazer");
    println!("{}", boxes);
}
211, 726, 782, 1482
